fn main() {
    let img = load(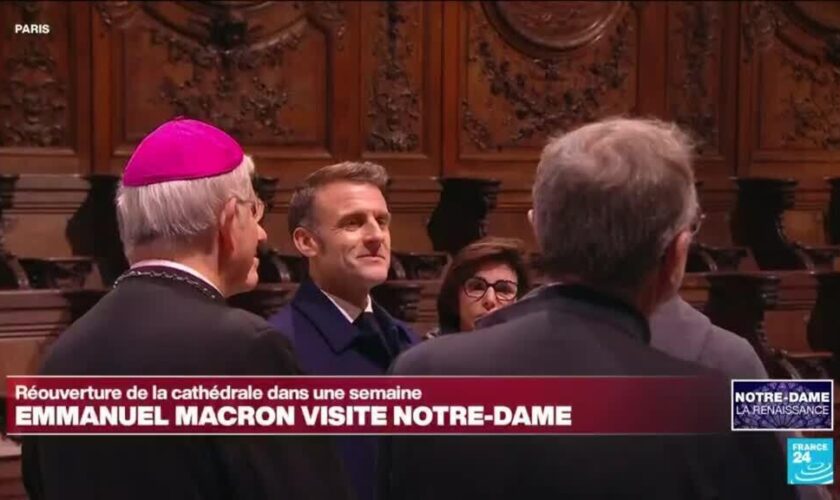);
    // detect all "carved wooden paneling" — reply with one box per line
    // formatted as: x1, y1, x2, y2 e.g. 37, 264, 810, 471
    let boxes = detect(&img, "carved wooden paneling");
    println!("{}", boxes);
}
665, 1, 738, 179
92, 1, 357, 181
359, 1, 442, 178
739, 1, 840, 179
485, 180, 536, 251
444, 1, 649, 179
1, 175, 90, 259
0, 446, 24, 500
0, 289, 97, 384
0, 1, 91, 174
